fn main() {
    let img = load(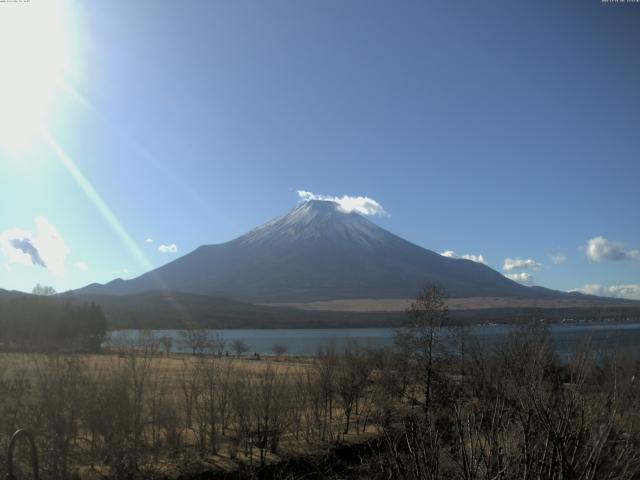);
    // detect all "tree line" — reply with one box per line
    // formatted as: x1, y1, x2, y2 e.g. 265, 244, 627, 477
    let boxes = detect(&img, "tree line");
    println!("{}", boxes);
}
0, 287, 107, 352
